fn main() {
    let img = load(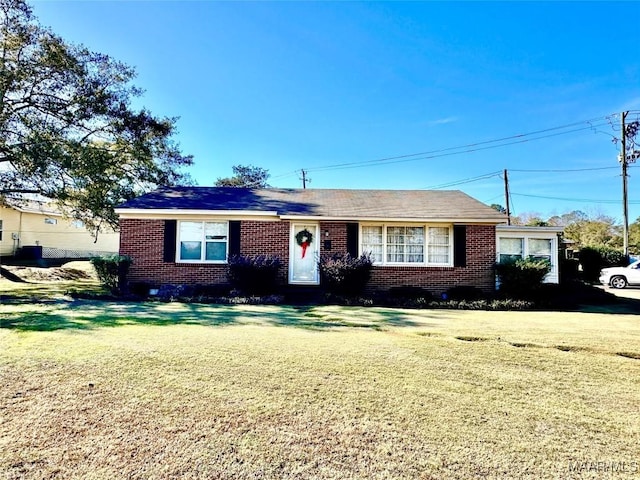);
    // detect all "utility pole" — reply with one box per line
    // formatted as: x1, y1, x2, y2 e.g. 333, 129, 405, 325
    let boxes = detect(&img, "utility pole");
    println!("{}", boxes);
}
503, 169, 511, 225
301, 169, 309, 189
621, 111, 629, 257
